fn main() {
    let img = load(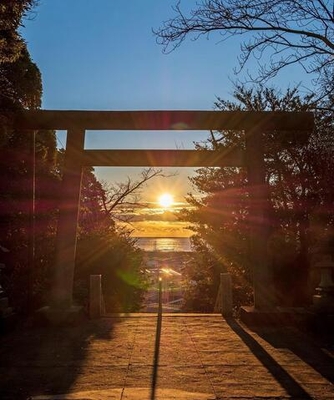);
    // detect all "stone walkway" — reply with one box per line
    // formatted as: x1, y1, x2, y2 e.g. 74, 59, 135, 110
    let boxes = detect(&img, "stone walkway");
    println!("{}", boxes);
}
0, 314, 333, 399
